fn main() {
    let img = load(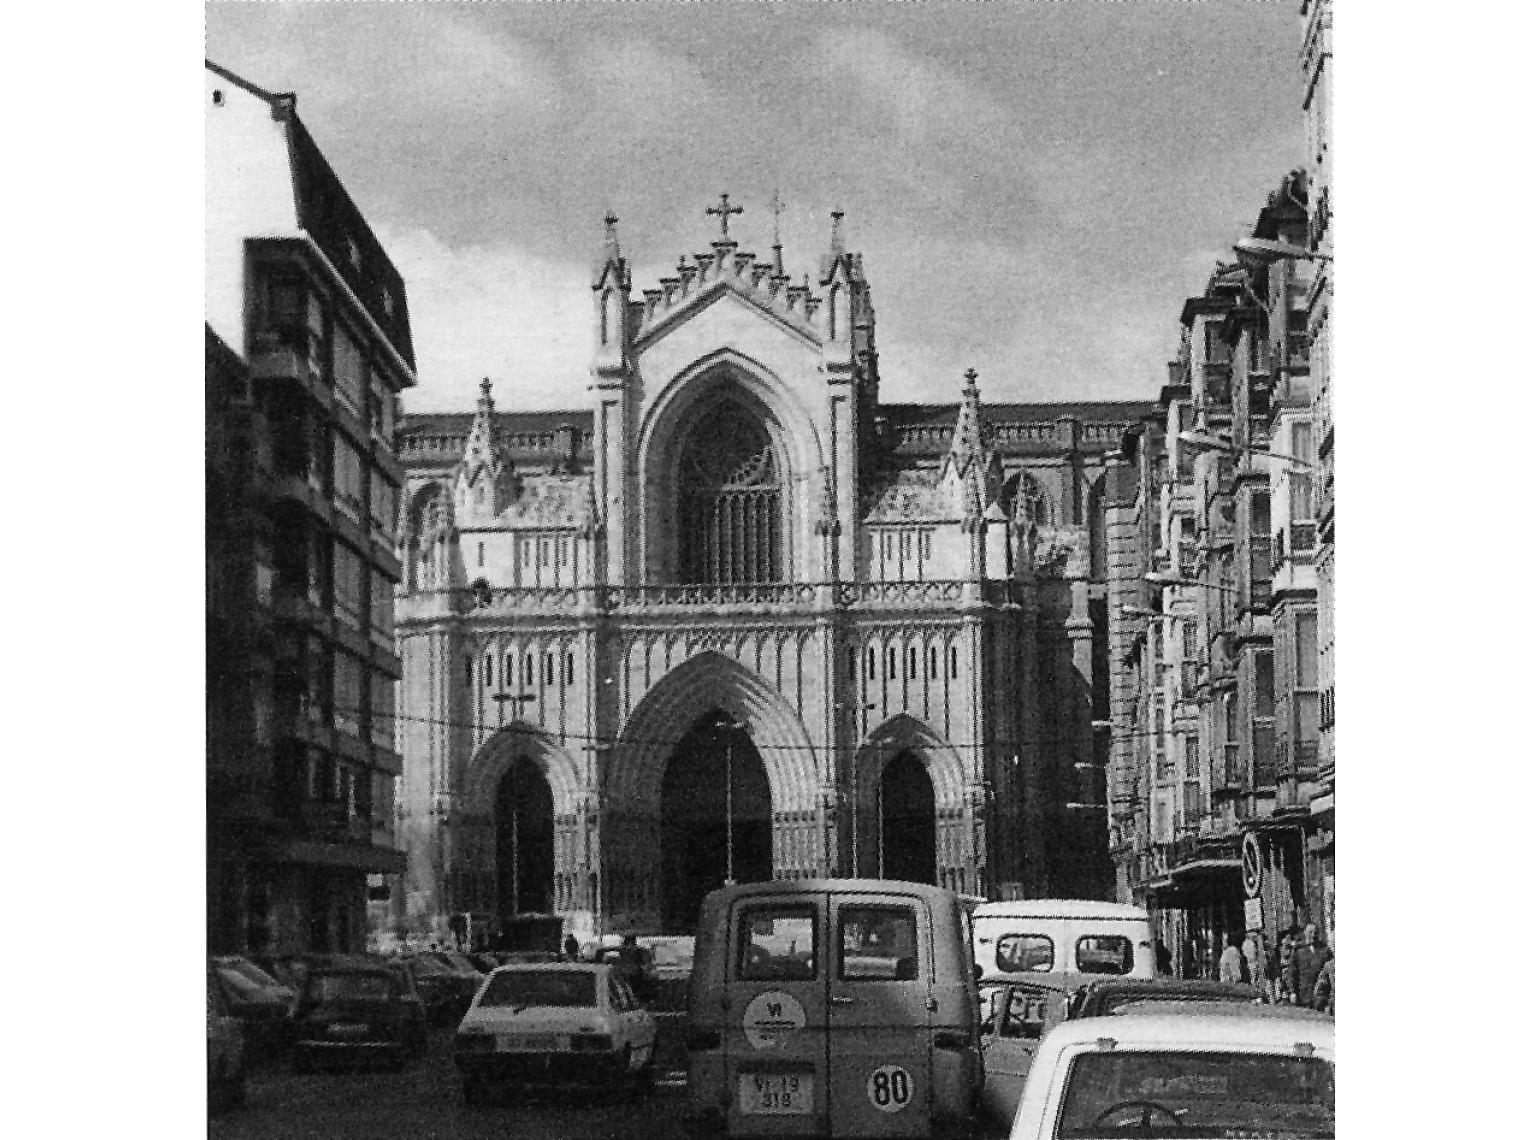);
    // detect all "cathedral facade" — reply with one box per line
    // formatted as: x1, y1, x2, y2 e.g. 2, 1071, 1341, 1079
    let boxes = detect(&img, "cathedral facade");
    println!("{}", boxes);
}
393, 208, 1147, 942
